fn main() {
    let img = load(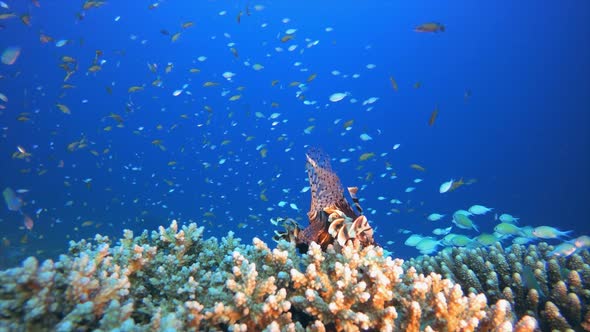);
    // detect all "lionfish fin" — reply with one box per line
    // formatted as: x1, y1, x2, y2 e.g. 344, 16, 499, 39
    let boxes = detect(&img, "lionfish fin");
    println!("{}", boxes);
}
347, 186, 363, 215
